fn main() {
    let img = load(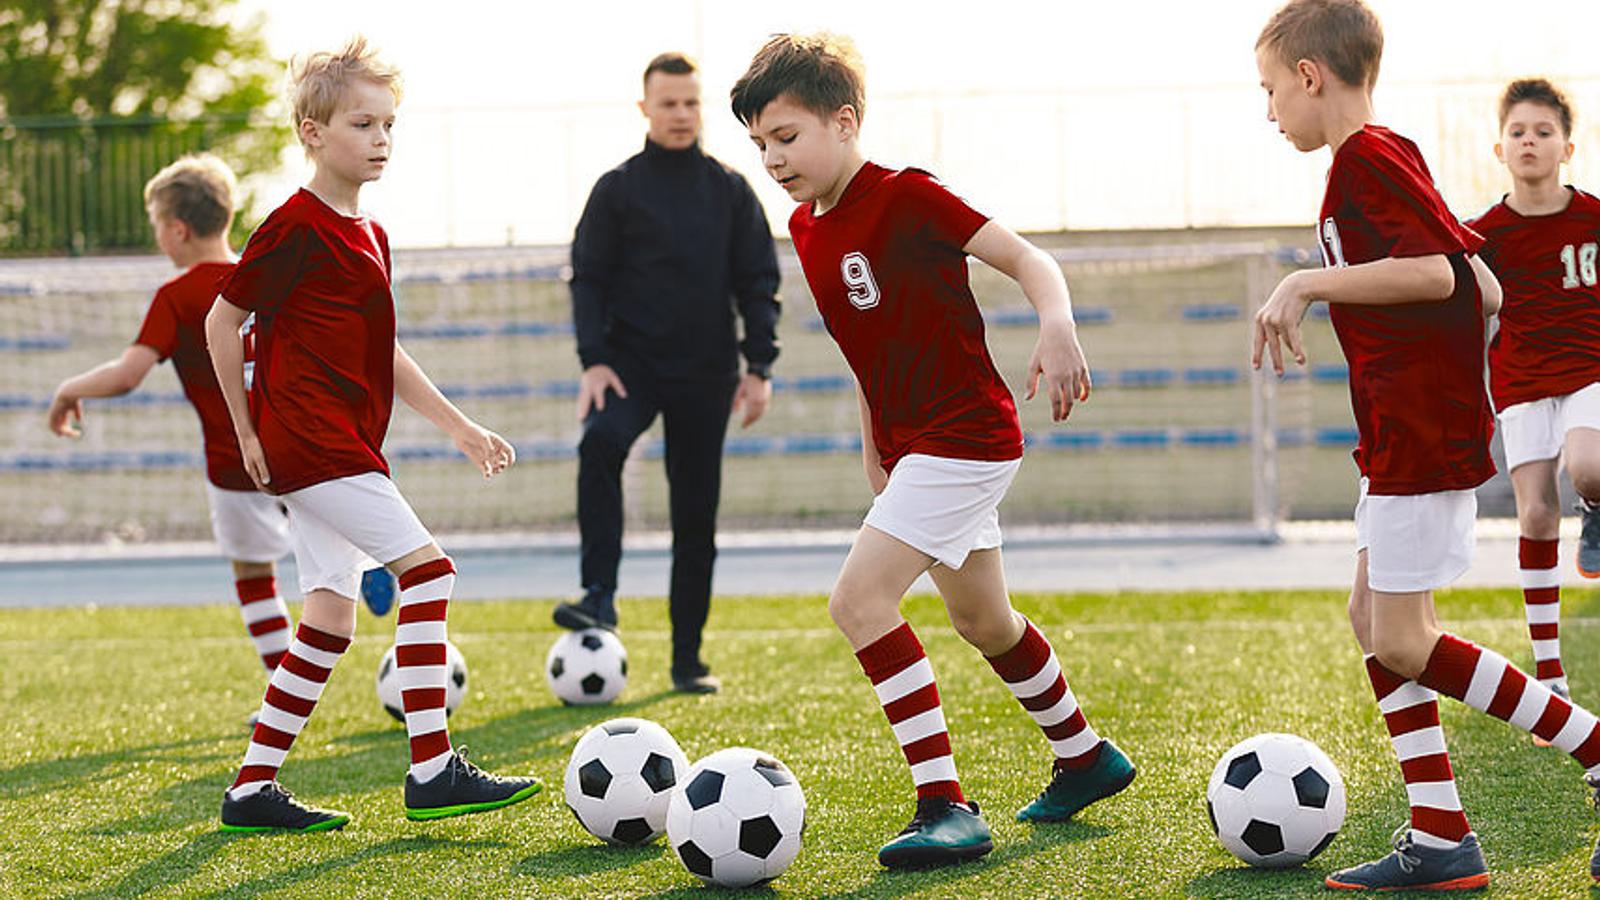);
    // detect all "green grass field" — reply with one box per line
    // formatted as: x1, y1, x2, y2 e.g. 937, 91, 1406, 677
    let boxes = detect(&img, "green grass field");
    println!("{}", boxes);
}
5, 586, 1599, 897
